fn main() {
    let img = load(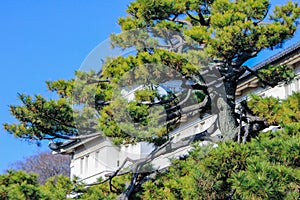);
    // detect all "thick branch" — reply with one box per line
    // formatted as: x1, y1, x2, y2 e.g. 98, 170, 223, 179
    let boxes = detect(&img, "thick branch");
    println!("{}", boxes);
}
197, 9, 209, 26
168, 18, 192, 28
86, 79, 111, 84
234, 51, 259, 67
49, 131, 102, 142
236, 101, 269, 143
